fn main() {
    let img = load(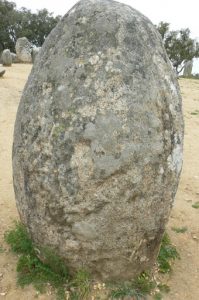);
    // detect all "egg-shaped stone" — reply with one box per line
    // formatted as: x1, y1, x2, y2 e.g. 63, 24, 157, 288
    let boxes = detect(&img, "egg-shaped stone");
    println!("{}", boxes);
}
13, 0, 184, 281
